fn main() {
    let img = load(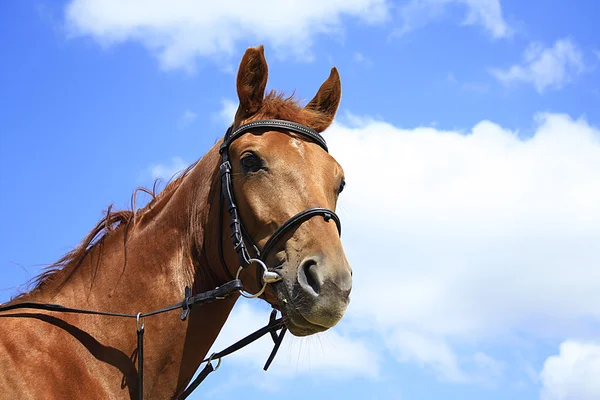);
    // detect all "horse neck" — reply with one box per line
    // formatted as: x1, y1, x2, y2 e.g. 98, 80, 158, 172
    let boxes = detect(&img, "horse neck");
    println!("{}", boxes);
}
24, 143, 240, 398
